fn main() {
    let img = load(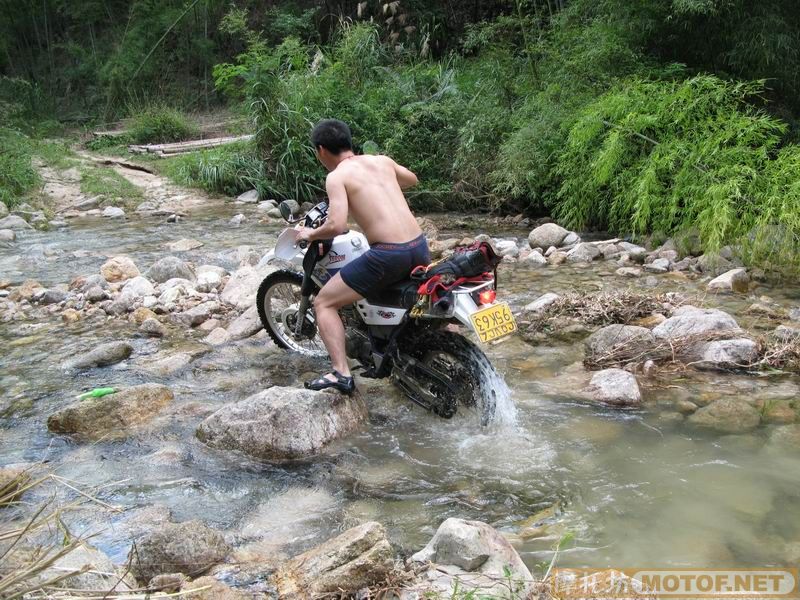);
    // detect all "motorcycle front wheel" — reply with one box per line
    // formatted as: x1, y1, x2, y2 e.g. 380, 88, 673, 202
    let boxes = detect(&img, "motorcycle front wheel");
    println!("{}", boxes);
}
256, 269, 327, 357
